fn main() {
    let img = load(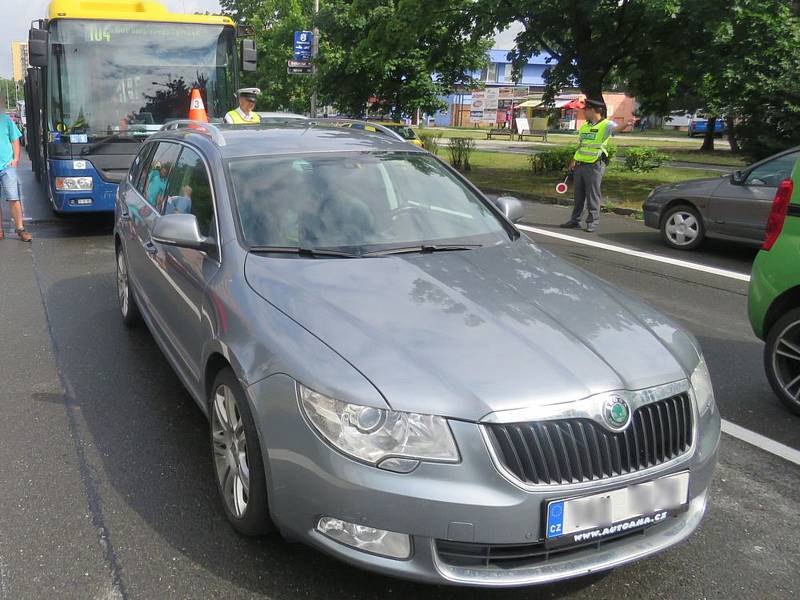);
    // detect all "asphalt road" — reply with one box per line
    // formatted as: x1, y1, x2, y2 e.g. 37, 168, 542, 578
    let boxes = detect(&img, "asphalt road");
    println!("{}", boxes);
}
1, 156, 798, 599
